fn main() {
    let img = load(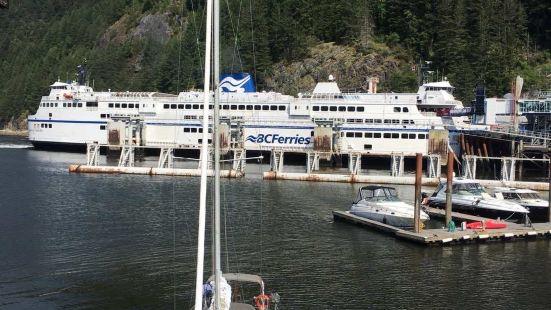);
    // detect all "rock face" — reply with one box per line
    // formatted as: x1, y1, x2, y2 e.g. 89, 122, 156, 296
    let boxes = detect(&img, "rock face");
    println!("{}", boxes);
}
265, 42, 402, 95
98, 13, 174, 48
130, 14, 173, 44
